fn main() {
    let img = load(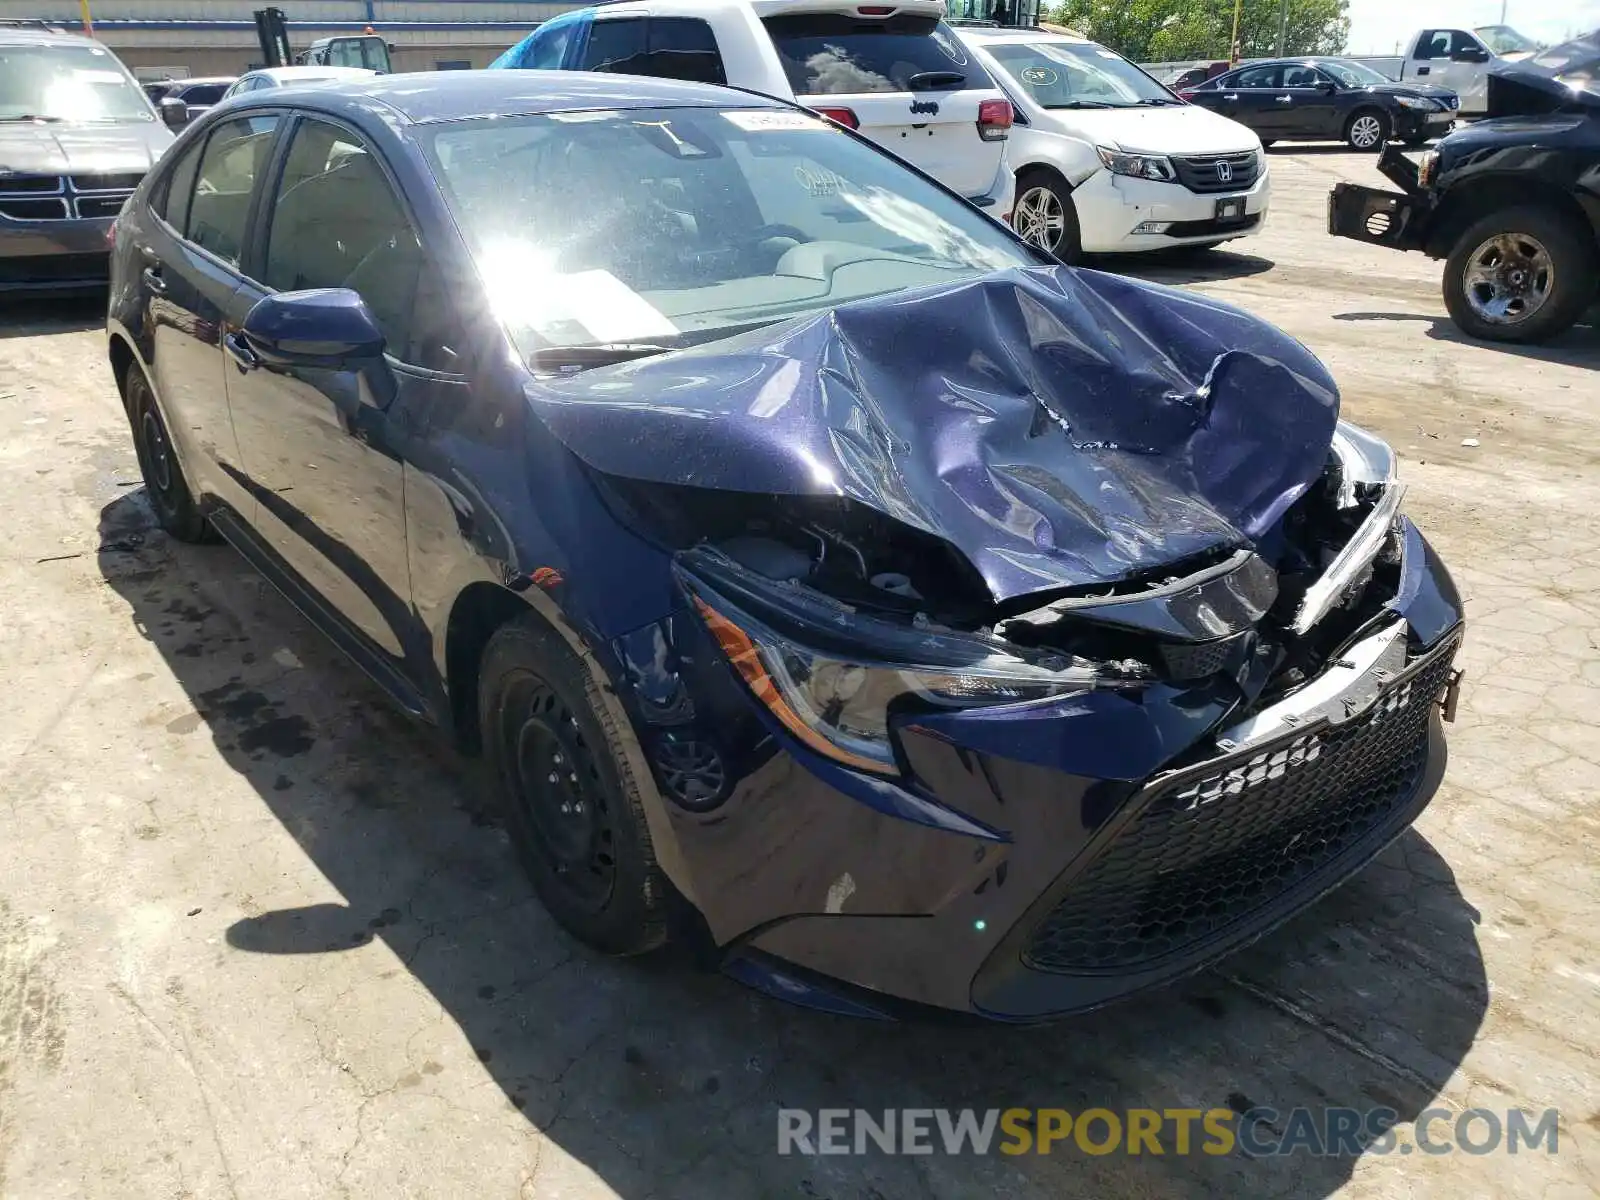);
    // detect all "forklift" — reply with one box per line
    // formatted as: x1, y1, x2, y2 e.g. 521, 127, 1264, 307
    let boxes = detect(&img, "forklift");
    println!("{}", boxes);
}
252, 7, 392, 73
